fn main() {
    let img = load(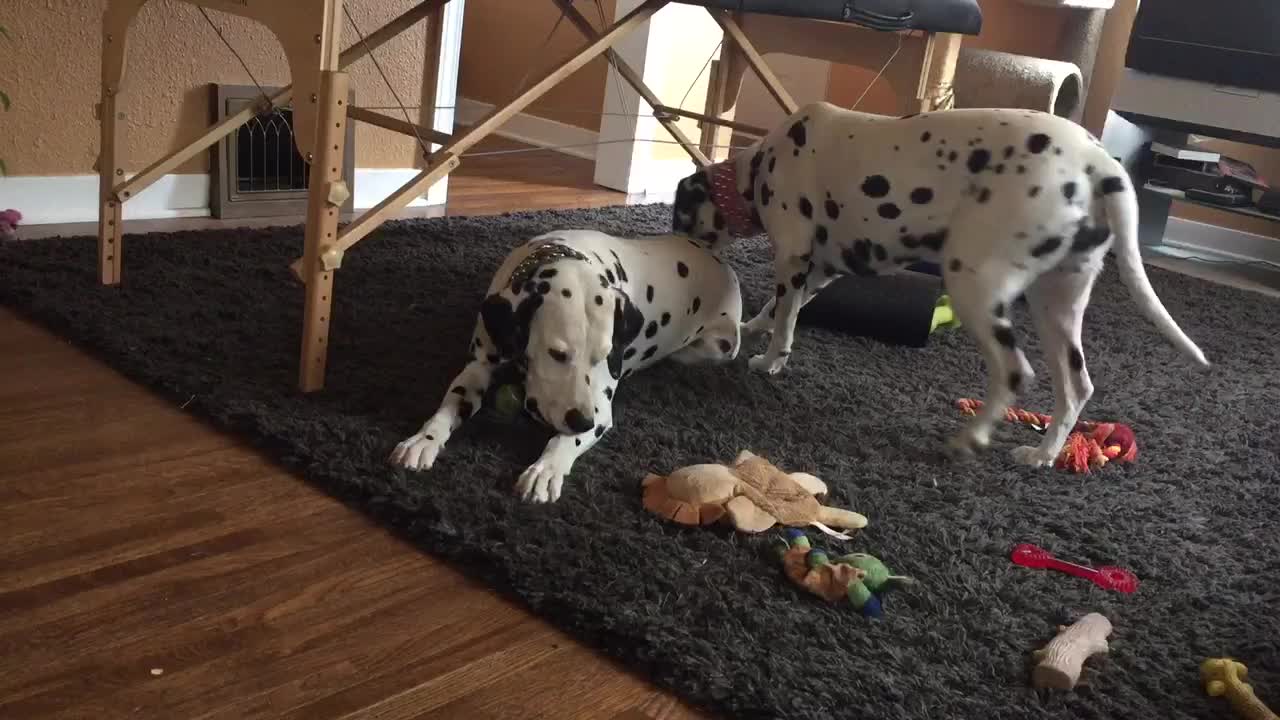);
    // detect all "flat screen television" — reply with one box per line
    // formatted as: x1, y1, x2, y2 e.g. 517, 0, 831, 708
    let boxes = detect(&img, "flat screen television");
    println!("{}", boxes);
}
1125, 1, 1280, 93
